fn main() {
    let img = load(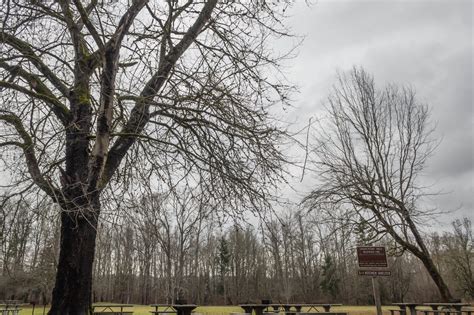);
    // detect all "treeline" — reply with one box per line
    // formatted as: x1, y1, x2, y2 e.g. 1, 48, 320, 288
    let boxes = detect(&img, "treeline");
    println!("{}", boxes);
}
1, 195, 473, 305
